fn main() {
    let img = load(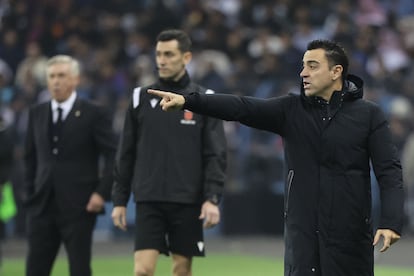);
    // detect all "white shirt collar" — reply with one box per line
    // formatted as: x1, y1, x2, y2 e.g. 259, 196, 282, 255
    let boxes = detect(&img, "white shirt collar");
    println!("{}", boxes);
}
51, 92, 77, 121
